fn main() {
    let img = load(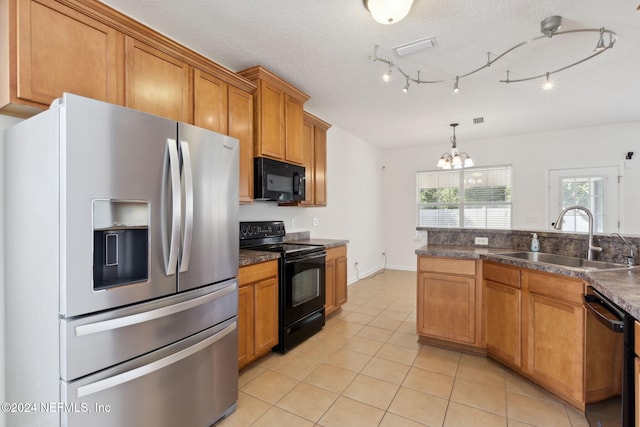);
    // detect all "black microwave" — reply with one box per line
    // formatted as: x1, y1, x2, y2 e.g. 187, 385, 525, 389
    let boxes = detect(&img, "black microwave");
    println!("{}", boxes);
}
254, 157, 305, 202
